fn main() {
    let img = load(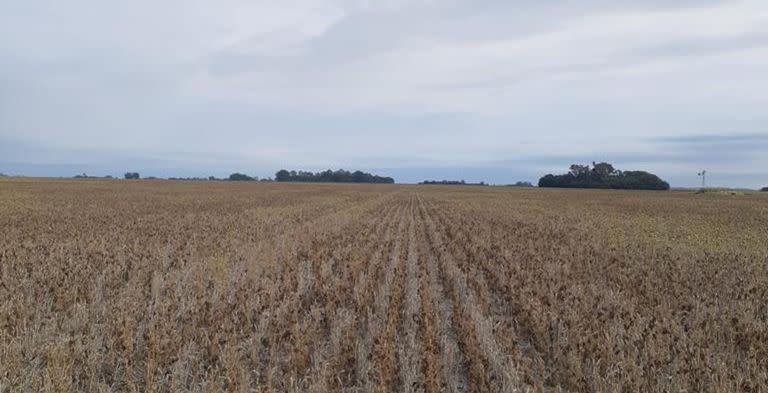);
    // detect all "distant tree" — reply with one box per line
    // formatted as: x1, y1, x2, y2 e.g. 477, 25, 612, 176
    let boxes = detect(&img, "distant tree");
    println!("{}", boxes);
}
84, 174, 114, 179
537, 174, 557, 188
508, 181, 533, 187
168, 176, 211, 181
539, 163, 669, 190
275, 169, 290, 182
617, 171, 670, 190
420, 179, 486, 186
124, 172, 140, 180
228, 173, 254, 181
569, 164, 590, 178
352, 170, 366, 183
591, 162, 617, 178
274, 169, 394, 183
208, 176, 217, 181
761, 187, 768, 192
